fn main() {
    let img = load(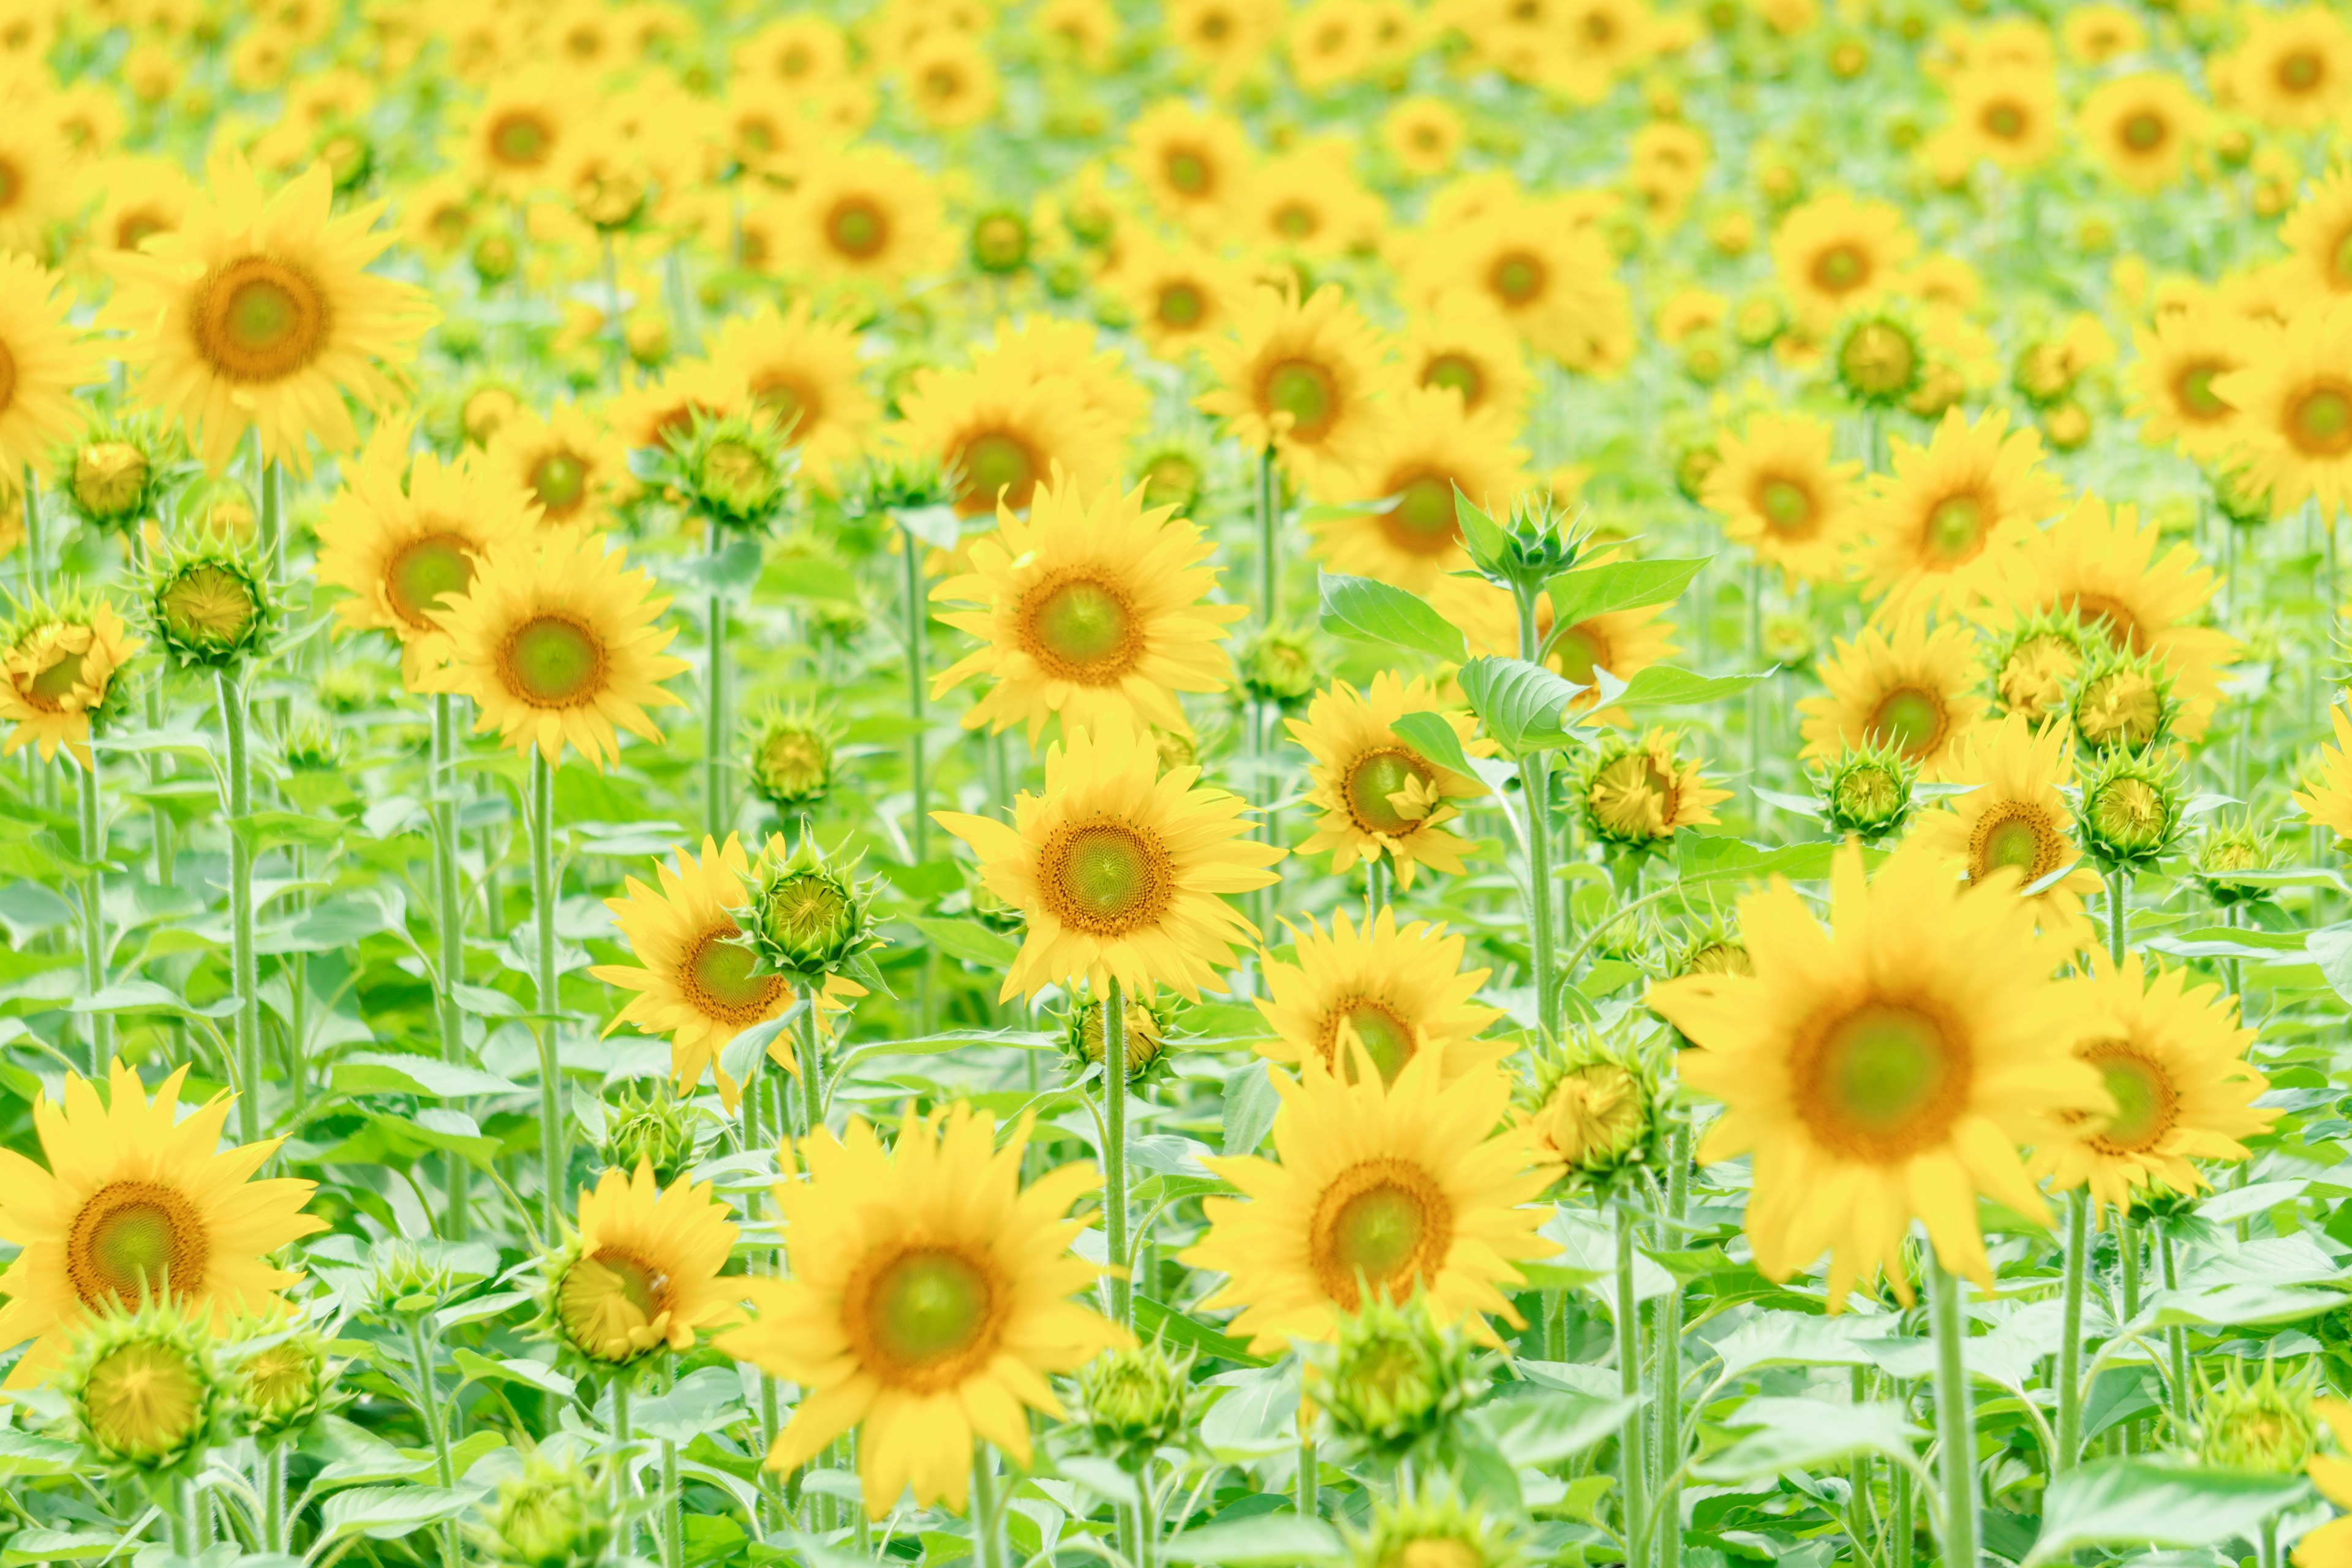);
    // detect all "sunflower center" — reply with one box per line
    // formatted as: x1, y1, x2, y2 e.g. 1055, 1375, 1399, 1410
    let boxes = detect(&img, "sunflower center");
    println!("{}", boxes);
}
24, 646, 85, 712
1345, 746, 1434, 837
489, 109, 553, 167
2082, 1041, 2179, 1155
1924, 491, 1989, 562
1020, 572, 1141, 682
1421, 352, 1485, 408
1164, 147, 1213, 195
499, 612, 607, 709
1551, 622, 1607, 687
2287, 382, 2352, 457
1273, 202, 1319, 241
384, 532, 477, 631
1755, 475, 1818, 537
1811, 243, 1868, 294
755, 374, 821, 439
846, 1244, 1004, 1392
2065, 591, 2147, 654
67, 1181, 209, 1308
193, 255, 330, 383
1796, 1002, 1968, 1163
1156, 281, 1205, 328
83, 1341, 204, 1461
1327, 998, 1417, 1084
2331, 226, 2352, 288
558, 1248, 672, 1361
2175, 361, 2230, 421
1309, 1158, 1453, 1311
530, 451, 589, 517
680, 921, 785, 1025
1487, 249, 1547, 306
1262, 358, 1341, 442
1377, 472, 1462, 556
2278, 49, 2323, 94
960, 429, 1039, 512
0, 340, 16, 418
825, 197, 890, 260
159, 564, 258, 649
1981, 100, 2026, 140
1866, 686, 1946, 758
2120, 111, 2166, 152
0, 159, 18, 210
1970, 801, 2062, 883
1040, 818, 1175, 937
